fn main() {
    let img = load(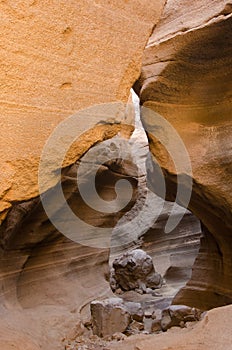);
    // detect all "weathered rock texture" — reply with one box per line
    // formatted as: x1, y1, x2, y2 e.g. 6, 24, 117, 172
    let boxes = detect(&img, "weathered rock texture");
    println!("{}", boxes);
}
135, 0, 232, 309
90, 298, 201, 337
0, 130, 201, 348
141, 205, 201, 301
0, 2, 167, 348
109, 108, 201, 305
90, 297, 148, 338
91, 298, 131, 337
111, 249, 162, 293
0, 146, 140, 348
2, 1, 231, 349
160, 305, 202, 331
0, 0, 166, 221
110, 304, 232, 350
